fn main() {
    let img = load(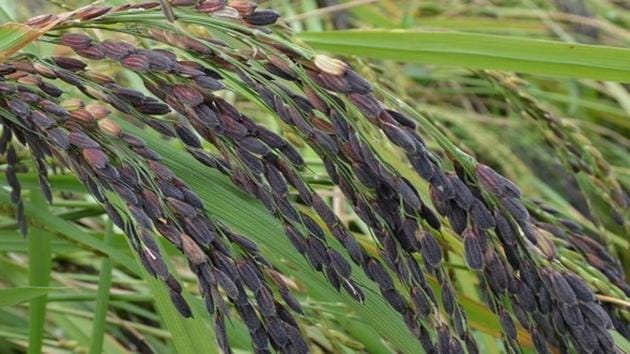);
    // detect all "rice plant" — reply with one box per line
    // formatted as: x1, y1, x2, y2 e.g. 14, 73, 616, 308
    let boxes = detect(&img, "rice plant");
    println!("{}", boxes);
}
0, 1, 628, 353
